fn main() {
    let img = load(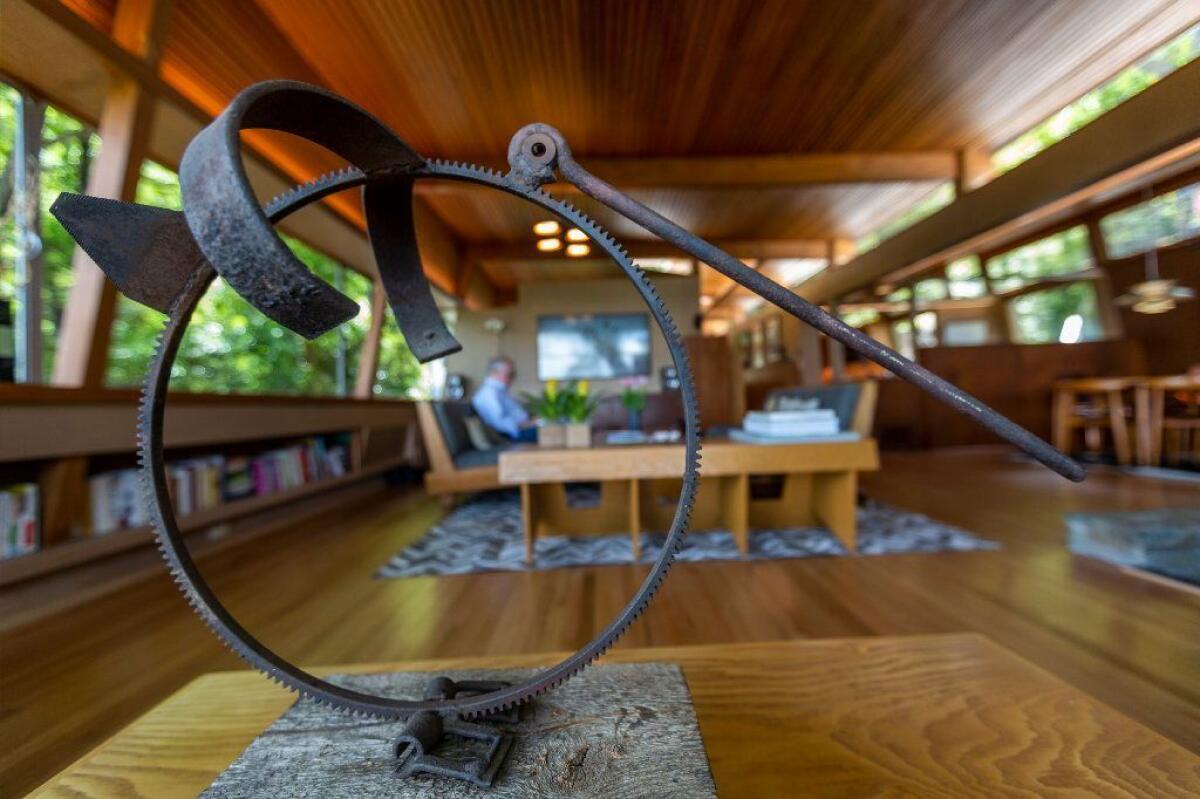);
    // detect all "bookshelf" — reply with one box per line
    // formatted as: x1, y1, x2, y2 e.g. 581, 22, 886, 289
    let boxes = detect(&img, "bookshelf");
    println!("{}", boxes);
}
0, 385, 420, 586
